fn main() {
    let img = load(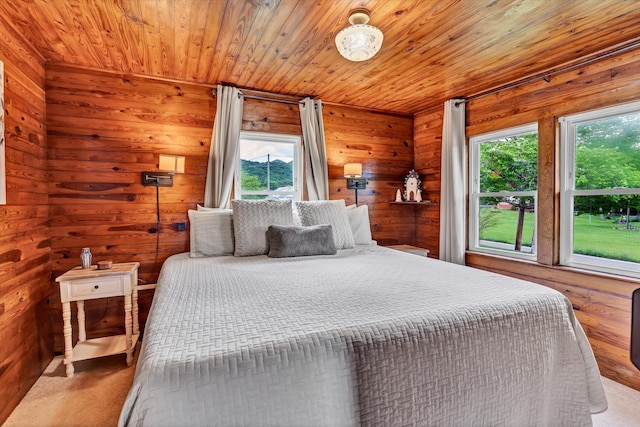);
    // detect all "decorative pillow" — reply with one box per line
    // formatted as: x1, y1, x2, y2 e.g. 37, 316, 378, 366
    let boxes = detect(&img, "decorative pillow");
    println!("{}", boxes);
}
187, 209, 234, 257
197, 204, 217, 210
266, 224, 337, 258
346, 204, 376, 245
292, 203, 302, 226
295, 200, 355, 249
232, 199, 294, 256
